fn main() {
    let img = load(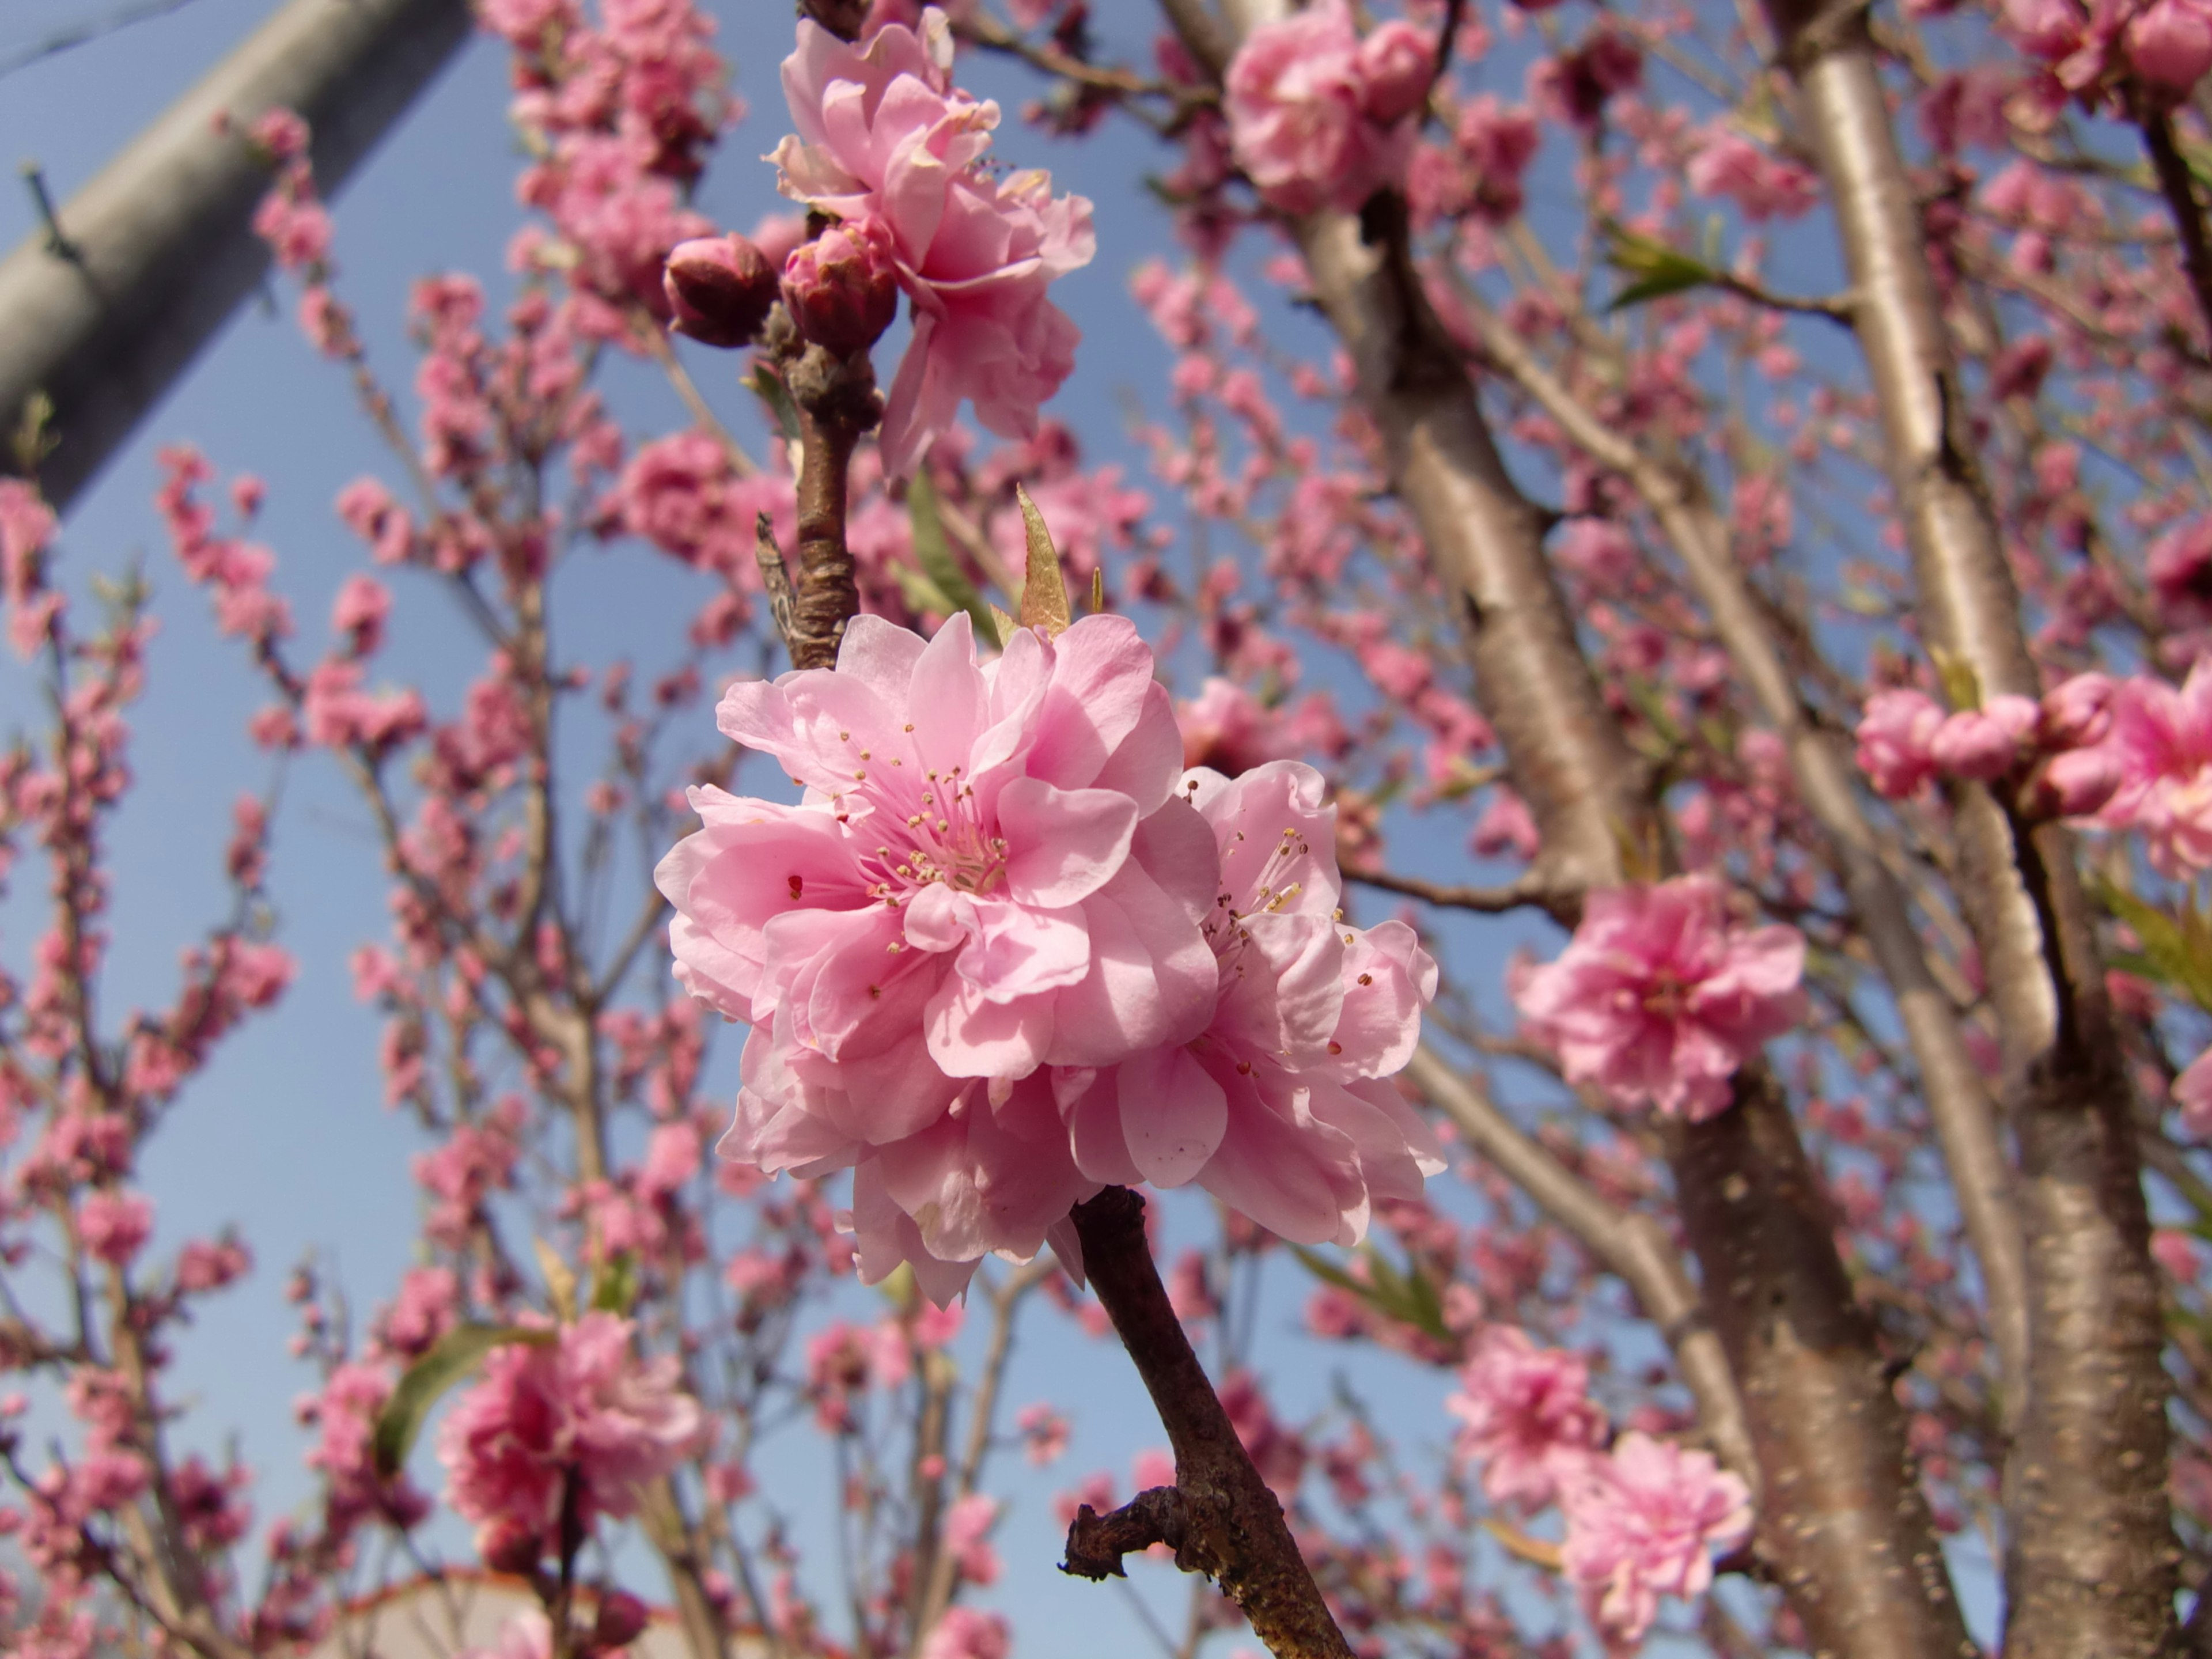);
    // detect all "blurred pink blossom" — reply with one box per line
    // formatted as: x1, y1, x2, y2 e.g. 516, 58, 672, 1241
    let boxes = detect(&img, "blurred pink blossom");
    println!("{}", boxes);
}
1446, 1326, 1608, 1508
1513, 876, 1805, 1120
1559, 1432, 1752, 1650
1225, 2, 1429, 213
